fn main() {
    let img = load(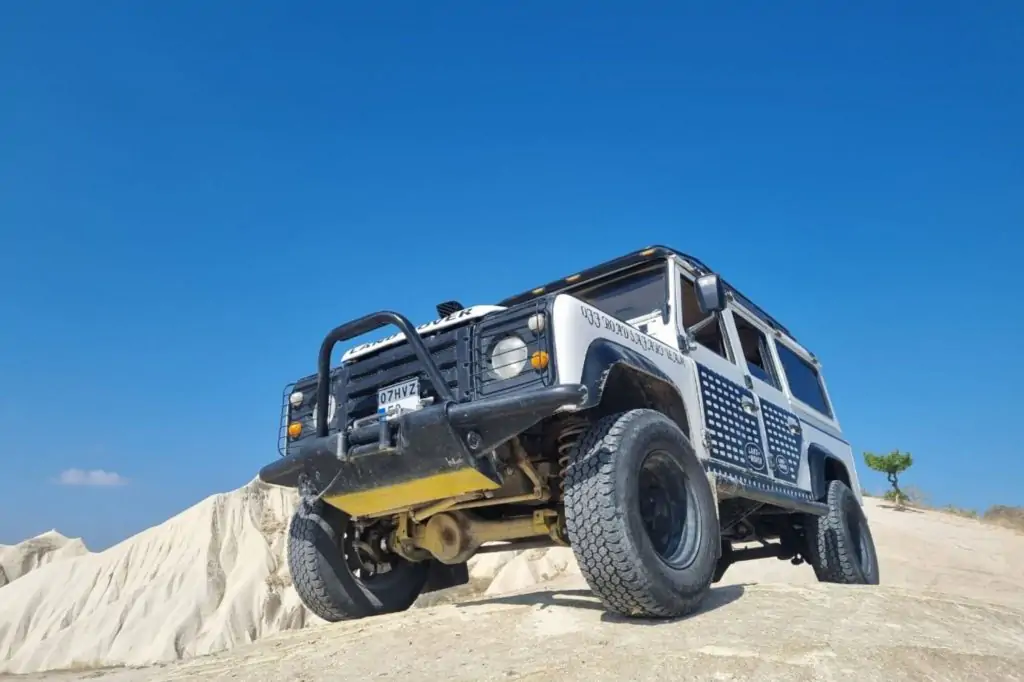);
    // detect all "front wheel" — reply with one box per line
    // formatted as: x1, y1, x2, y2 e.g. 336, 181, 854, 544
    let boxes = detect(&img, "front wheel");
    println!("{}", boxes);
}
806, 479, 880, 585
287, 497, 429, 622
563, 409, 721, 618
